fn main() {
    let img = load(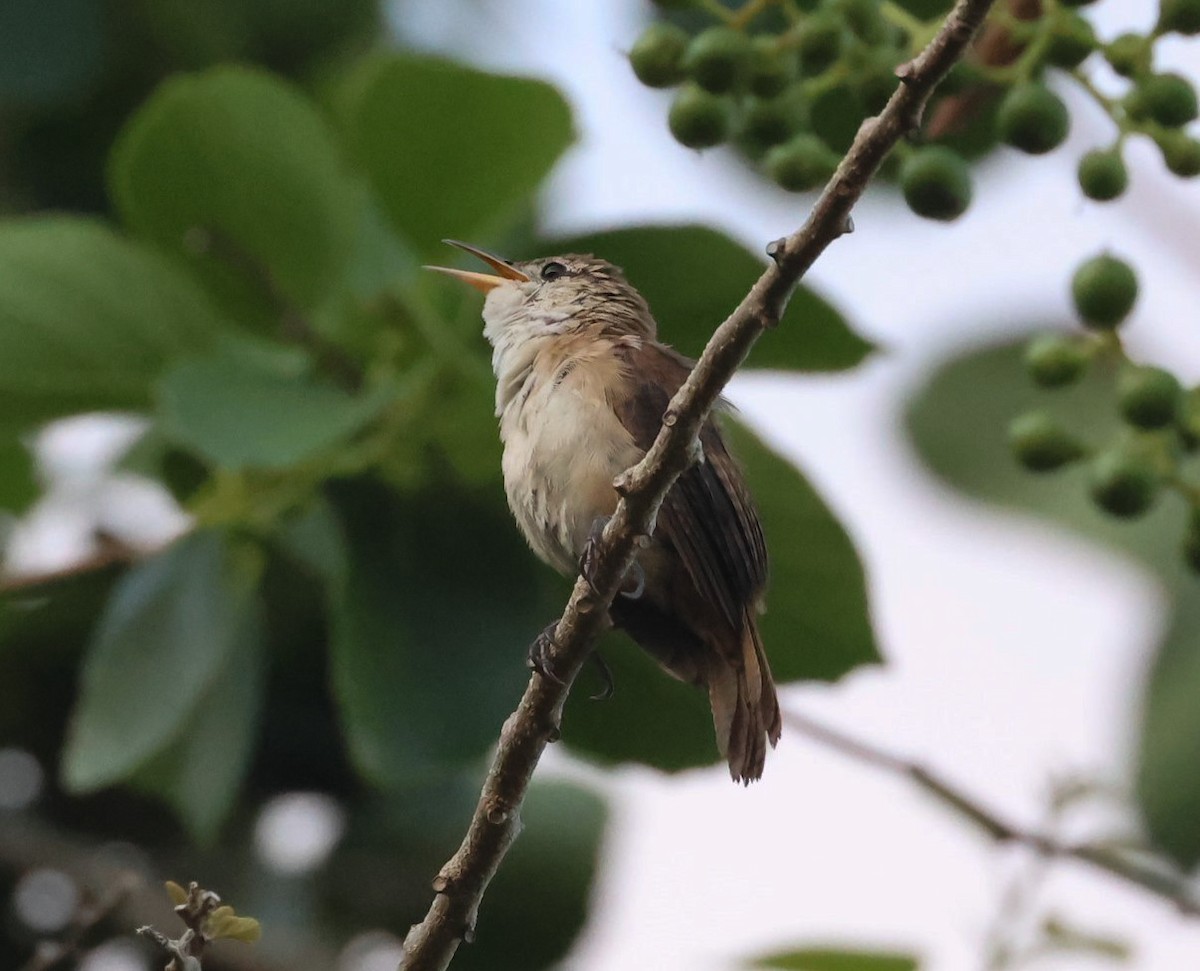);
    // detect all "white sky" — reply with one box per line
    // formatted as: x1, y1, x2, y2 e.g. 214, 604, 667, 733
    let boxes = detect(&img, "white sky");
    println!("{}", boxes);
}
394, 3, 1200, 969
